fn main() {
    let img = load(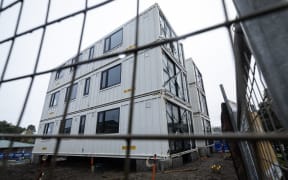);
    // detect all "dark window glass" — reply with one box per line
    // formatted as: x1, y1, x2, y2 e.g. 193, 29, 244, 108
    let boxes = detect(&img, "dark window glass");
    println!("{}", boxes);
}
177, 71, 184, 100
96, 108, 120, 134
71, 84, 78, 99
104, 29, 123, 52
65, 83, 78, 101
110, 30, 123, 49
43, 122, 54, 135
100, 65, 121, 89
182, 74, 189, 102
101, 71, 107, 89
89, 47, 94, 60
167, 56, 177, 95
49, 91, 60, 107
179, 43, 185, 67
104, 38, 110, 52
160, 14, 180, 61
83, 78, 90, 96
195, 65, 204, 90
55, 69, 62, 80
70, 58, 76, 72
55, 71, 60, 79
166, 101, 191, 154
166, 103, 174, 134
187, 112, 195, 148
65, 87, 70, 102
159, 15, 165, 37
78, 53, 83, 61
63, 118, 72, 134
79, 115, 86, 134
107, 65, 121, 87
197, 89, 208, 116
162, 52, 187, 101
201, 94, 208, 116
